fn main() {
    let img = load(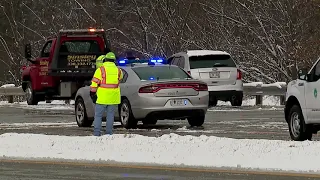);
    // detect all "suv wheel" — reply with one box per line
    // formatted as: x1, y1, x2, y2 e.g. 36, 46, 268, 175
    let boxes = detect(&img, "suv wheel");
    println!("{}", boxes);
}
26, 82, 39, 105
187, 113, 205, 127
119, 99, 138, 129
209, 98, 218, 107
230, 95, 243, 106
75, 97, 93, 127
288, 105, 312, 141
